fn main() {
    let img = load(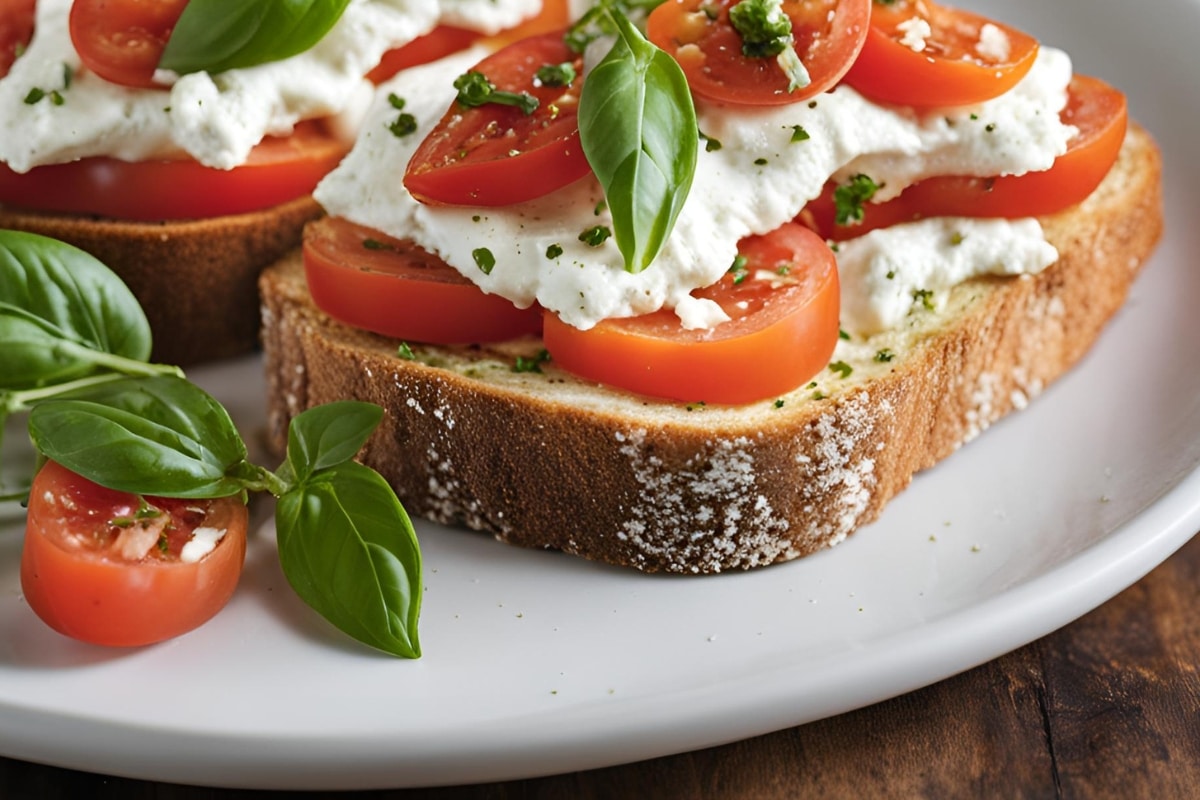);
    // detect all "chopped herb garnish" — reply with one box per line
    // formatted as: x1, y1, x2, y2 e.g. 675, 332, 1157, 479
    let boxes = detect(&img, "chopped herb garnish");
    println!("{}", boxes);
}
387, 92, 406, 110
546, 243, 564, 259
23, 87, 45, 105
513, 349, 551, 373
833, 174, 880, 226
773, 399, 785, 409
363, 238, 393, 251
472, 247, 497, 274
985, 123, 997, 133
829, 360, 853, 379
729, 253, 750, 284
699, 130, 723, 152
454, 70, 538, 115
875, 348, 896, 363
790, 124, 810, 142
912, 288, 936, 311
578, 225, 612, 247
838, 328, 850, 340
949, 231, 966, 246
728, 0, 810, 91
754, 156, 769, 166
397, 342, 415, 360
535, 62, 576, 87
388, 113, 417, 137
